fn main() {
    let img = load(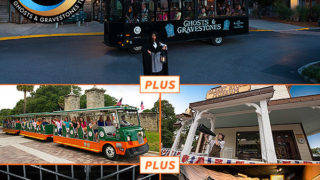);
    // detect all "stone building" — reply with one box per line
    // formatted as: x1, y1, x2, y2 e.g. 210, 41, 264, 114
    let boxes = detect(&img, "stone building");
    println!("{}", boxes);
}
85, 87, 105, 109
125, 112, 159, 132
64, 94, 80, 111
